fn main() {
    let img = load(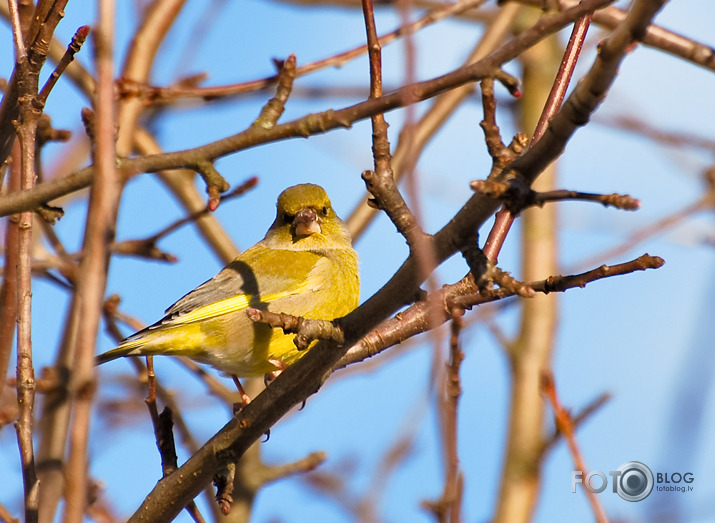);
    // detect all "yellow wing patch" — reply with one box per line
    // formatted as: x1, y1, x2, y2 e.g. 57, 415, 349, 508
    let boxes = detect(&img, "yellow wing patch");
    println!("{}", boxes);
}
167, 279, 313, 326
